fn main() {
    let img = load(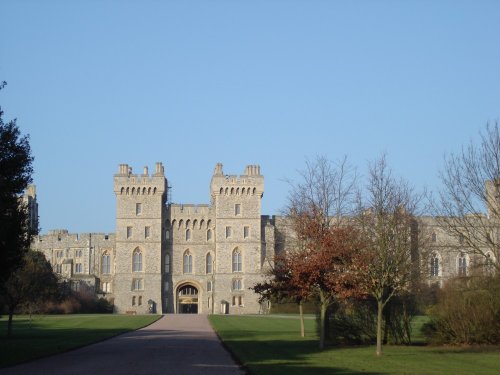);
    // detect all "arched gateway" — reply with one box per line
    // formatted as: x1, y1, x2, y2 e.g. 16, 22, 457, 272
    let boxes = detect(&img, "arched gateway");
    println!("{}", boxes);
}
177, 284, 199, 314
